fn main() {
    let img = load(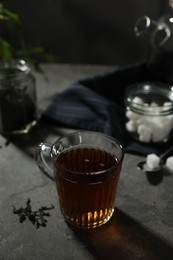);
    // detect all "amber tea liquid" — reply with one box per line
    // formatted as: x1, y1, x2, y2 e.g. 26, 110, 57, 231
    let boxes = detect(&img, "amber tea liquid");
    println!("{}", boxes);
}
54, 146, 121, 228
